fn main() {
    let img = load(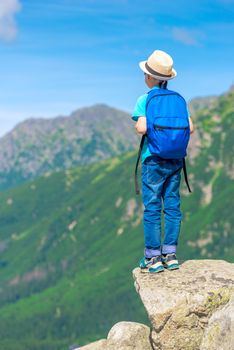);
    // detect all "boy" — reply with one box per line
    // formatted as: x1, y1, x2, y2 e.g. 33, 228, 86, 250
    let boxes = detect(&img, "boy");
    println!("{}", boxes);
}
132, 50, 194, 273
